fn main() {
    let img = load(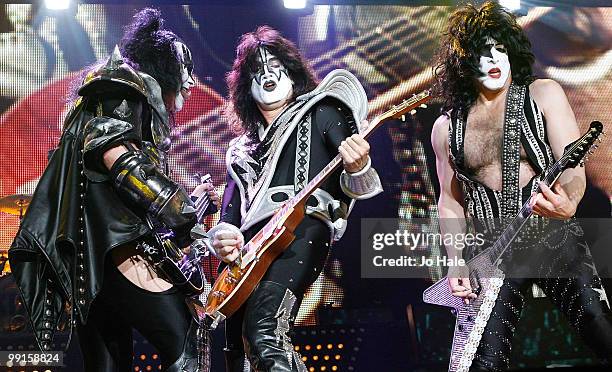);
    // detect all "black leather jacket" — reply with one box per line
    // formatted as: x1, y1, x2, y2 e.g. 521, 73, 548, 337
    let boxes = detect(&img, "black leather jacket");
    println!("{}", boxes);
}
8, 52, 180, 351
